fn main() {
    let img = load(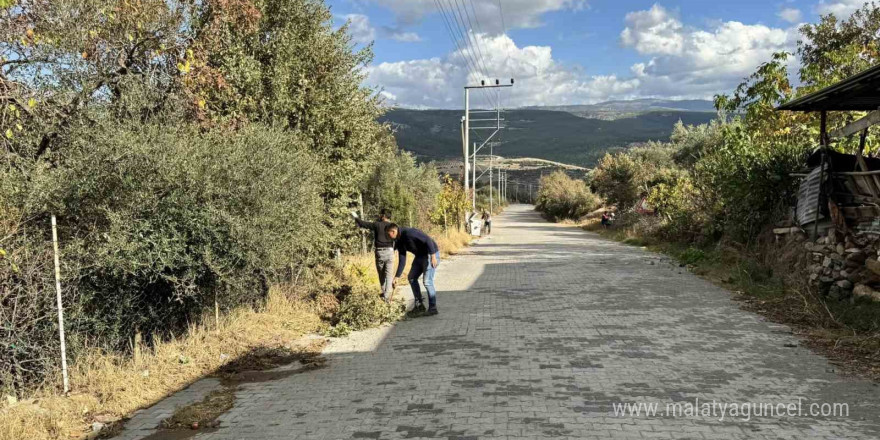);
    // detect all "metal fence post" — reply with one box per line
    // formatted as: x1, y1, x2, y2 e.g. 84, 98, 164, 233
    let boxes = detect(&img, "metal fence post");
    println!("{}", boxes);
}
51, 215, 70, 394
